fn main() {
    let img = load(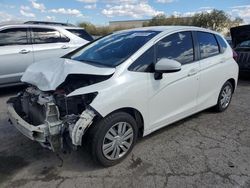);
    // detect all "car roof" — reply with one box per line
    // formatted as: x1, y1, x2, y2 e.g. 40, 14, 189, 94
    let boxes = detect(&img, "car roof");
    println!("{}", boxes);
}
0, 22, 84, 30
116, 26, 218, 34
